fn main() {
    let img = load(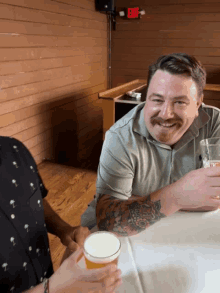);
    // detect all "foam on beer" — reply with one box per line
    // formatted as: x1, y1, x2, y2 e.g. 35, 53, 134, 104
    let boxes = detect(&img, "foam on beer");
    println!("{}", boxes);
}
84, 232, 121, 264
